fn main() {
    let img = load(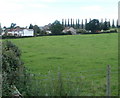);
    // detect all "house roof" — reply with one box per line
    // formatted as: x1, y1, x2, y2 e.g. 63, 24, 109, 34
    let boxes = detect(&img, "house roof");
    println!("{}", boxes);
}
62, 27, 76, 35
63, 27, 76, 32
7, 28, 23, 32
7, 28, 33, 32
